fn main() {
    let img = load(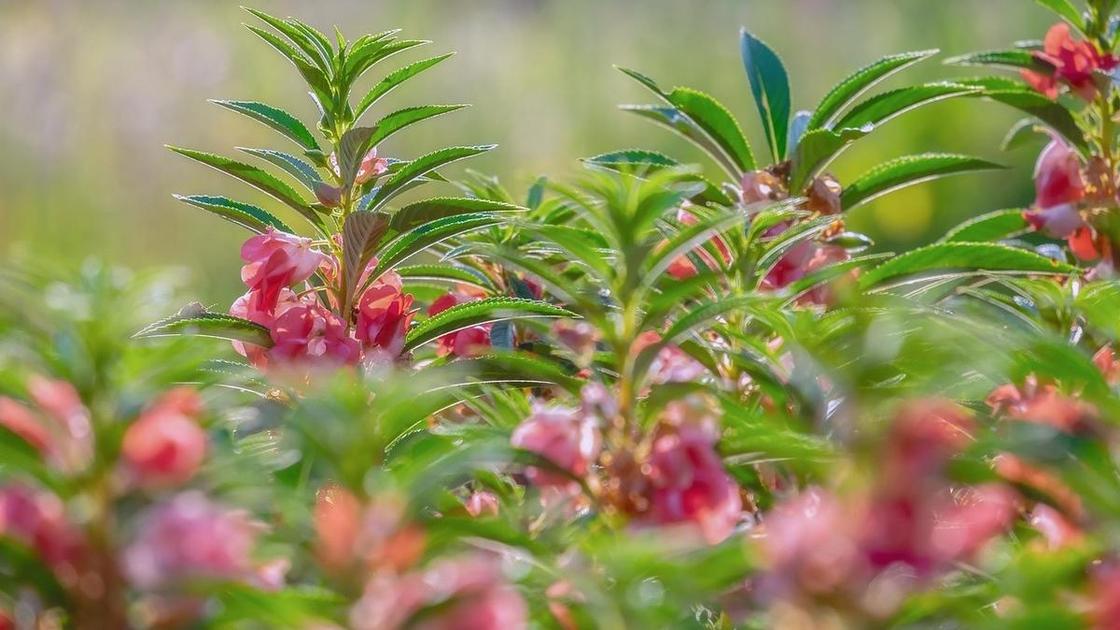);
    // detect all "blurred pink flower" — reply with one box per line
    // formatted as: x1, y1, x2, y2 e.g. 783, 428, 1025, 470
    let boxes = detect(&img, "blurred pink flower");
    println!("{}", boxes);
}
633, 331, 707, 385
123, 492, 267, 589
429, 292, 492, 358
551, 319, 599, 361
740, 170, 787, 205
761, 487, 860, 597
121, 388, 207, 488
511, 403, 600, 490
643, 399, 741, 544
1022, 23, 1117, 101
313, 485, 426, 575
0, 484, 85, 572
240, 229, 328, 310
666, 206, 733, 280
1028, 503, 1082, 550
350, 555, 527, 630
927, 484, 1017, 562
465, 491, 500, 517
761, 240, 850, 304
269, 302, 361, 366
0, 376, 92, 471
355, 272, 414, 360
986, 377, 1096, 434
